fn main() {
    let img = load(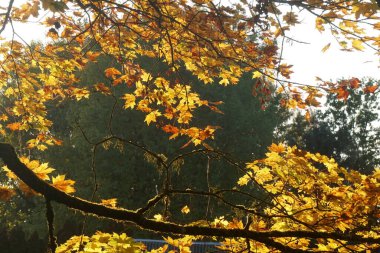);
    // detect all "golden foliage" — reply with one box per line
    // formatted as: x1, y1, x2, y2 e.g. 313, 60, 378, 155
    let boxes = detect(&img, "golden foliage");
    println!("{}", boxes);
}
0, 0, 379, 251
57, 232, 146, 253
235, 144, 380, 251
51, 175, 76, 194
2, 157, 76, 196
101, 198, 118, 208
